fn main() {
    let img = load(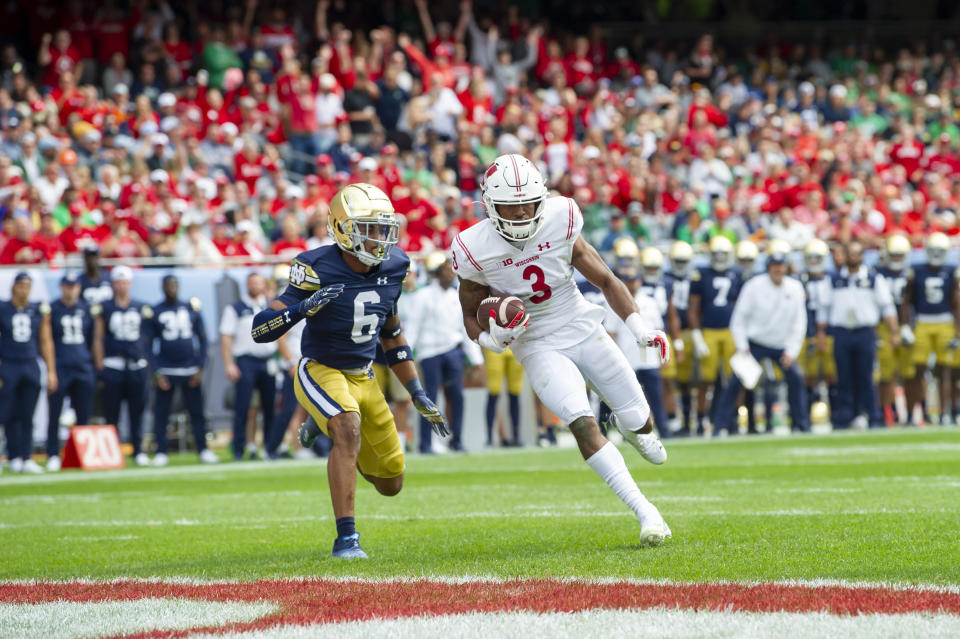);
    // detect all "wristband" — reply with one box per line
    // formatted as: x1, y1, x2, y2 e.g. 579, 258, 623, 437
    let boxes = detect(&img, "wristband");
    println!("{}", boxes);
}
624, 312, 646, 341
383, 322, 403, 339
385, 345, 413, 365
